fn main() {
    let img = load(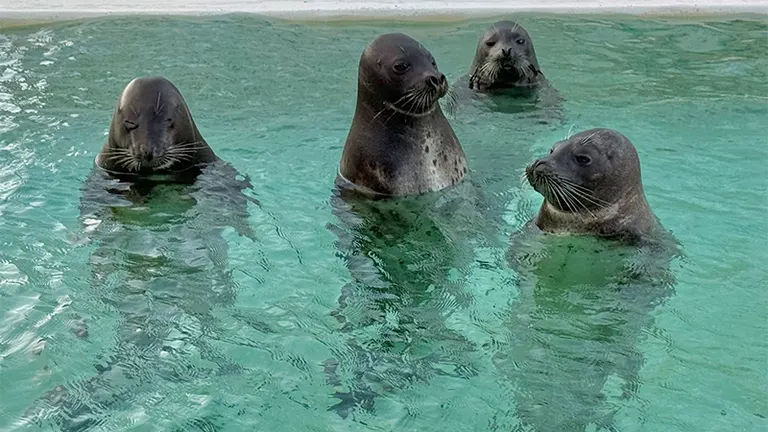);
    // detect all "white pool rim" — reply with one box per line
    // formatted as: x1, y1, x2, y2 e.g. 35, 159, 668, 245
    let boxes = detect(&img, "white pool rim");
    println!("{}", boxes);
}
1, 0, 767, 22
